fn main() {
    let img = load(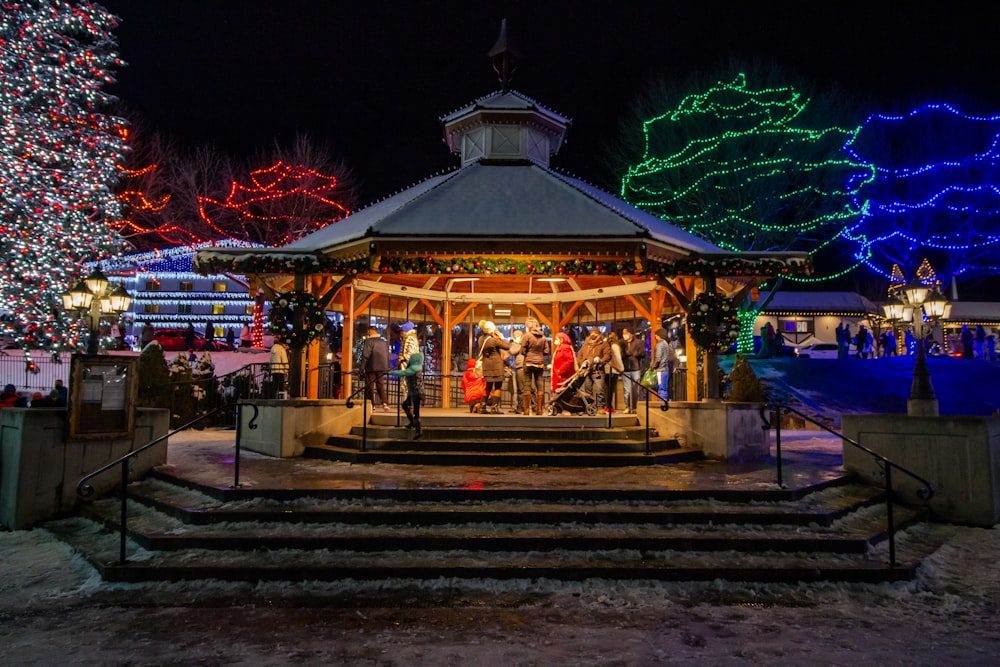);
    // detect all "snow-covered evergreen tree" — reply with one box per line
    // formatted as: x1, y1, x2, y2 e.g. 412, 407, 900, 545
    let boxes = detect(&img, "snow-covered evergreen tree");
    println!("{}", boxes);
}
0, 0, 127, 350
